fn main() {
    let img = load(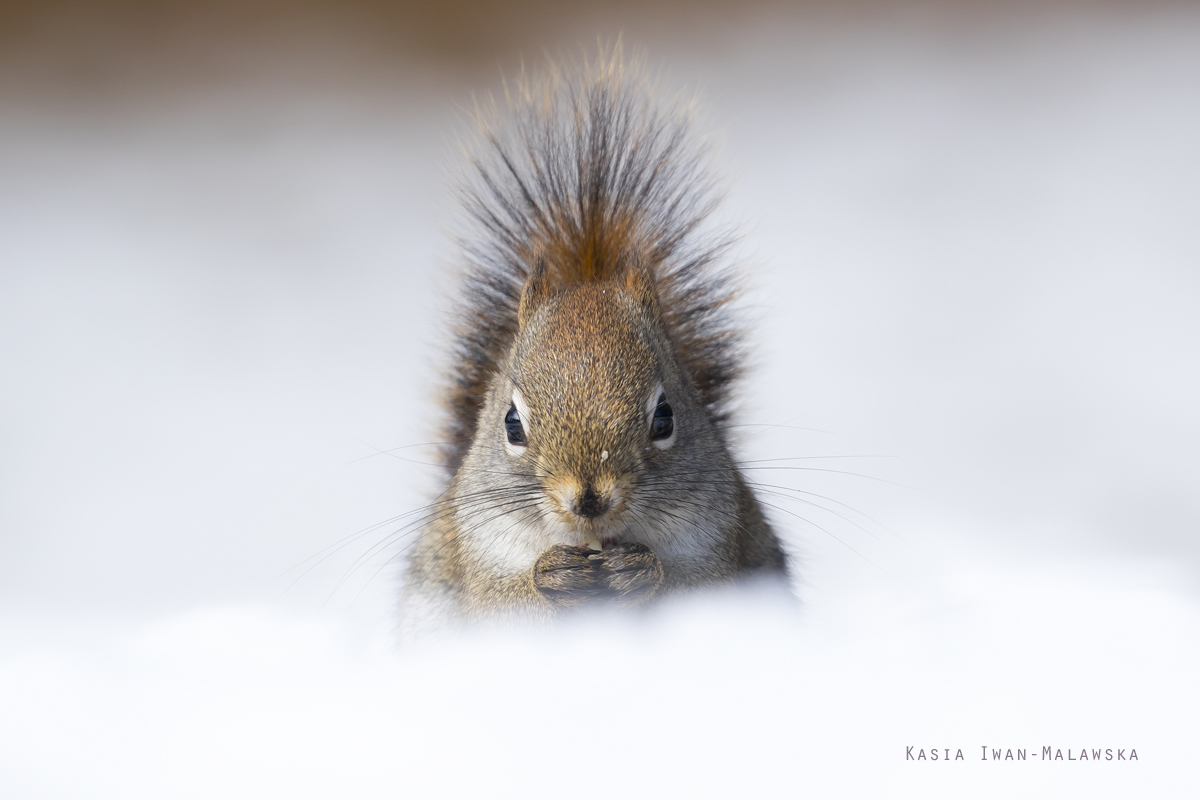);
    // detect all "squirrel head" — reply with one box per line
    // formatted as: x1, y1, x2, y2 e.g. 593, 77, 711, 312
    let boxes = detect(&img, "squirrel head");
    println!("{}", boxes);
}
473, 253, 718, 549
